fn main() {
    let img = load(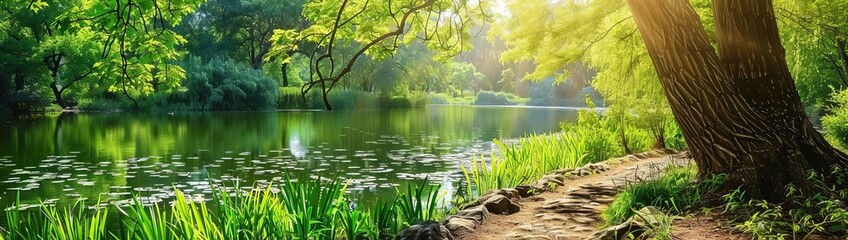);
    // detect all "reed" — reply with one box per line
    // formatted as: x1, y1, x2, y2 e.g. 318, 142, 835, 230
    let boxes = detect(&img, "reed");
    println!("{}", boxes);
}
0, 176, 445, 240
